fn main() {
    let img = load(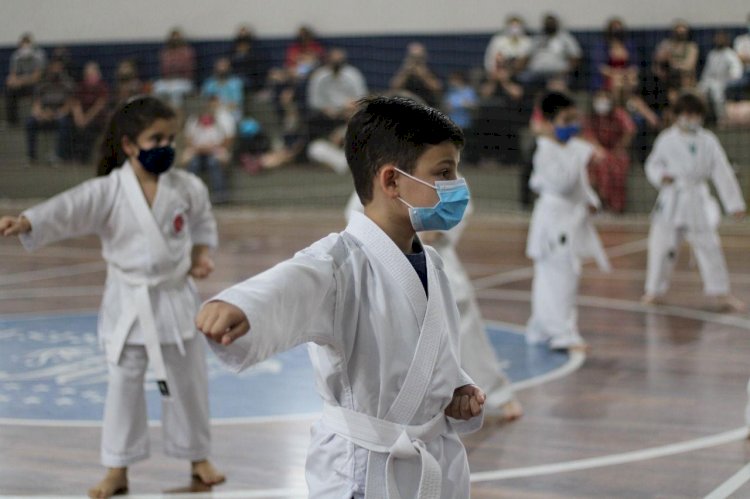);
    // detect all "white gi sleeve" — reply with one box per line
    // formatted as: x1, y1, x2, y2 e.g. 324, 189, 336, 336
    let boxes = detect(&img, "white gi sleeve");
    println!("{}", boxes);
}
645, 133, 671, 189
19, 176, 112, 252
708, 133, 746, 214
186, 175, 219, 248
207, 241, 338, 372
